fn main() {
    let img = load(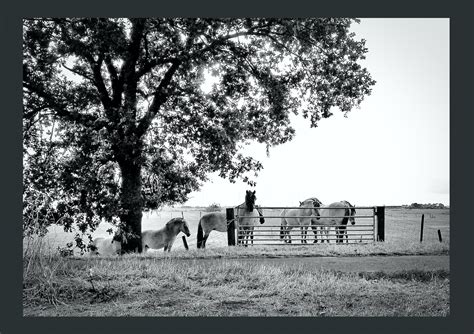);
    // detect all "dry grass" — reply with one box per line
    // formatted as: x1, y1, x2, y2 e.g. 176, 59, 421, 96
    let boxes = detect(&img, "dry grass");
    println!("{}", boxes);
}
23, 254, 449, 317
23, 208, 450, 316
